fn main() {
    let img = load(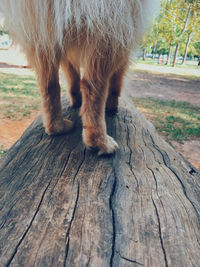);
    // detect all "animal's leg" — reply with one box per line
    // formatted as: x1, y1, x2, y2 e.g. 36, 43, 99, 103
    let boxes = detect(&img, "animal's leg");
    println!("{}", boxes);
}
35, 56, 73, 135
80, 70, 118, 155
106, 66, 127, 114
61, 60, 81, 107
